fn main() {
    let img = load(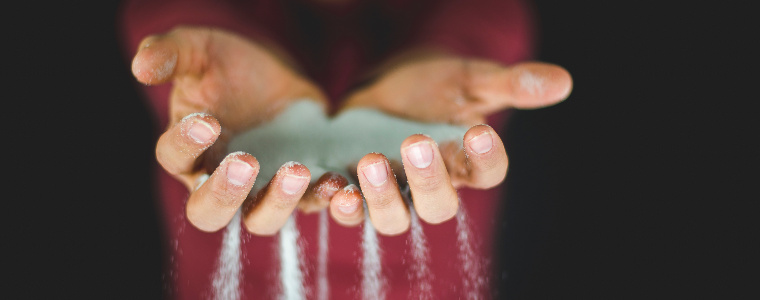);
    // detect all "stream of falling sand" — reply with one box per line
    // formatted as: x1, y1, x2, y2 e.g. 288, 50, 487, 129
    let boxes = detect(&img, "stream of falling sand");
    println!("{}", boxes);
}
456, 203, 485, 299
222, 100, 469, 298
402, 186, 432, 300
211, 211, 308, 300
317, 209, 329, 300
408, 205, 433, 299
361, 203, 385, 300
209, 199, 482, 300
279, 214, 305, 300
208, 194, 483, 300
212, 210, 242, 300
